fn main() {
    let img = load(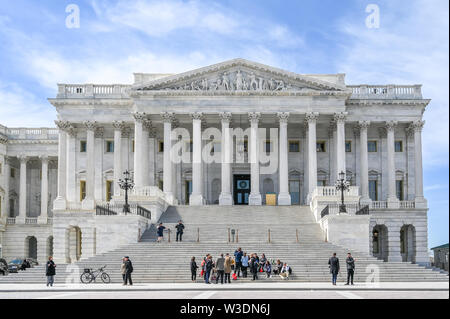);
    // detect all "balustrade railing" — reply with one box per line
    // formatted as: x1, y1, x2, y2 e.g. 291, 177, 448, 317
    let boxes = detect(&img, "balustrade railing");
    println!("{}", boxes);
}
320, 203, 370, 219
348, 84, 422, 99
6, 218, 15, 225
313, 186, 359, 197
400, 201, 416, 209
25, 217, 38, 225
371, 201, 388, 209
57, 84, 131, 98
